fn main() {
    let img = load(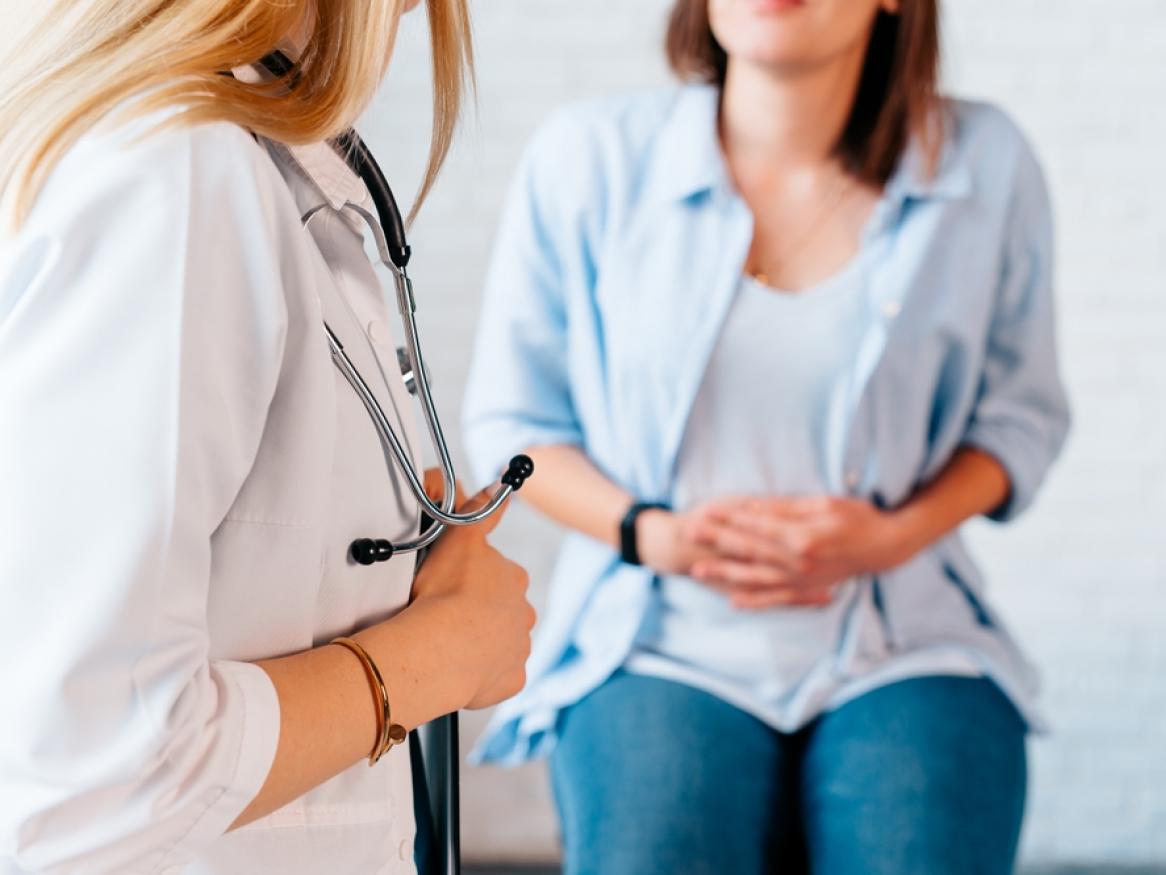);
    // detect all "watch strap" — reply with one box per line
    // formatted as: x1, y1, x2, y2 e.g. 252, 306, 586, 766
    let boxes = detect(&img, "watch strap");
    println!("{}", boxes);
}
619, 501, 671, 566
